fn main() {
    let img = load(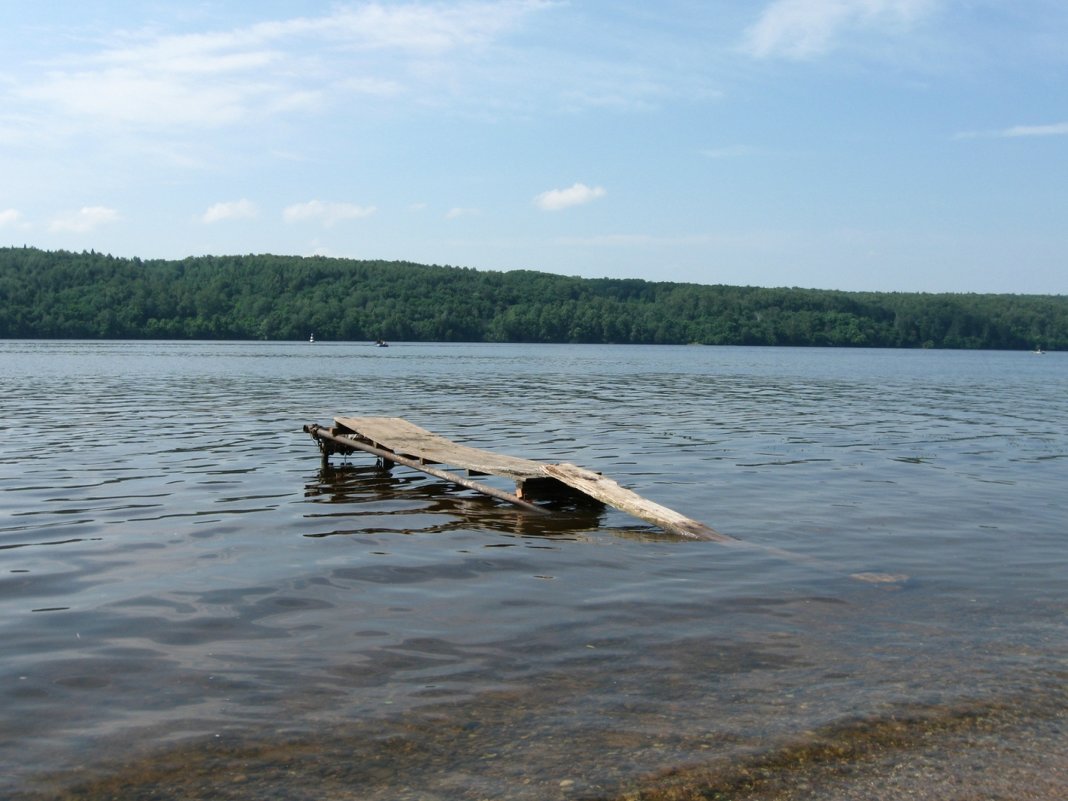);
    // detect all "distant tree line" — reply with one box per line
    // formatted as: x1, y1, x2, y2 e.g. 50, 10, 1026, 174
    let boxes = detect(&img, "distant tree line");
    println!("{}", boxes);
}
0, 247, 1064, 349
